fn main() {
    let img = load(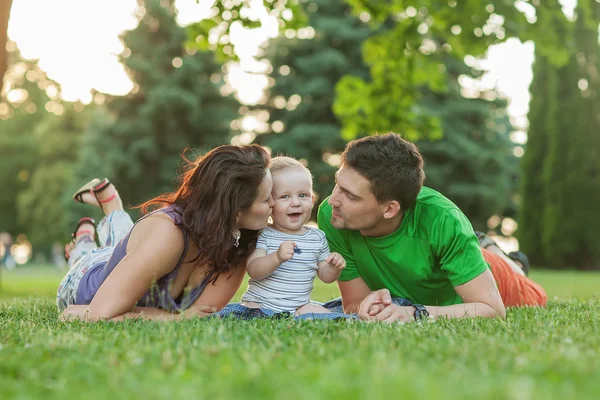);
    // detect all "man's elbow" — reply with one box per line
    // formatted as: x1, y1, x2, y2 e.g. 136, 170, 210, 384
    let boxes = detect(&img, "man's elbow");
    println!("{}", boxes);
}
485, 302, 506, 319
495, 304, 507, 319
